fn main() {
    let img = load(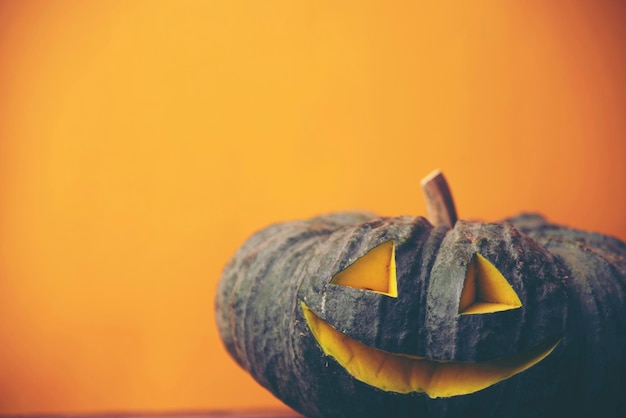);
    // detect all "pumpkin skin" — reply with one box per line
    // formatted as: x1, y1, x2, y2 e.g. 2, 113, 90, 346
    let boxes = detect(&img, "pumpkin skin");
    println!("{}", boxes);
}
216, 212, 626, 418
